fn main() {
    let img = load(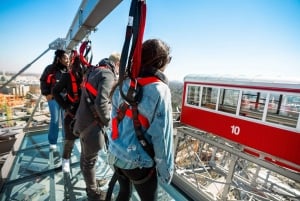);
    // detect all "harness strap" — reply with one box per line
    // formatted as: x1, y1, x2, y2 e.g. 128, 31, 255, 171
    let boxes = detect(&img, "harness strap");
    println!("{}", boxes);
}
83, 87, 104, 128
137, 76, 161, 86
126, 106, 149, 128
112, 102, 150, 140
130, 167, 155, 185
46, 74, 55, 84
131, 1, 146, 78
119, 0, 146, 82
105, 172, 119, 201
106, 1, 147, 199
84, 82, 97, 97
111, 77, 159, 144
79, 40, 92, 67
82, 66, 109, 97
66, 71, 79, 103
81, 65, 111, 128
